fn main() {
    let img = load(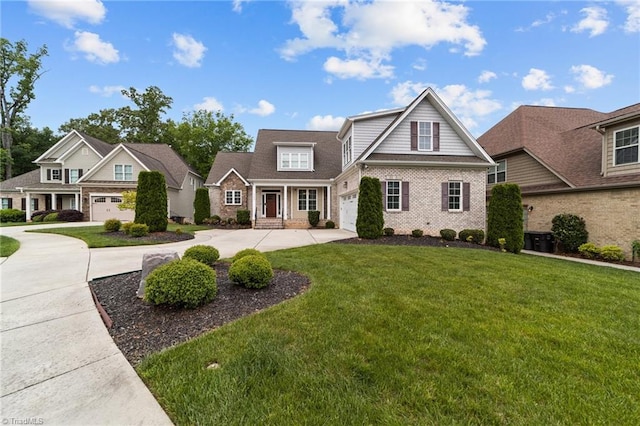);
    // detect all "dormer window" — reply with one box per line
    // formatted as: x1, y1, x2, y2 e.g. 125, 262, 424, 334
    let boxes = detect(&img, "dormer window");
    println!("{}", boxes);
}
614, 126, 639, 165
276, 142, 314, 171
51, 169, 61, 181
